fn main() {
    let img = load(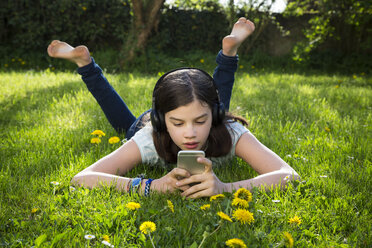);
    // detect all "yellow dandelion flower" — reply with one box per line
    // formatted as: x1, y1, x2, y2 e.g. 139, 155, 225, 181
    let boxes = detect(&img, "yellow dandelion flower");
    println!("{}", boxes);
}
140, 221, 156, 234
4, 64, 8, 67
200, 204, 210, 210
102, 235, 110, 242
352, 75, 357, 79
288, 215, 302, 225
91, 130, 106, 137
251, 65, 255, 69
31, 208, 38, 214
108, 136, 120, 144
233, 188, 252, 202
209, 194, 225, 202
225, 238, 247, 248
283, 231, 294, 248
232, 209, 254, 225
90, 137, 101, 144
217, 211, 233, 222
167, 200, 174, 213
239, 65, 244, 69
335, 85, 339, 88
82, 6, 87, 11
232, 198, 249, 208
125, 202, 141, 210
325, 127, 331, 132
200, 59, 204, 63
